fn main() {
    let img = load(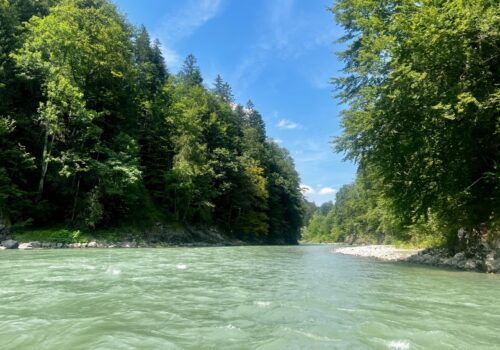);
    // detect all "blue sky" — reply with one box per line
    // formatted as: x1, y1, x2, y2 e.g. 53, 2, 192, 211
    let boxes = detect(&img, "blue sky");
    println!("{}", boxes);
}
114, 0, 357, 204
